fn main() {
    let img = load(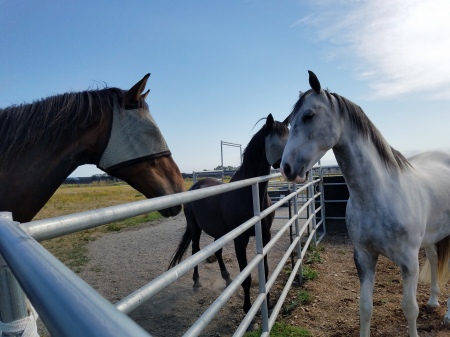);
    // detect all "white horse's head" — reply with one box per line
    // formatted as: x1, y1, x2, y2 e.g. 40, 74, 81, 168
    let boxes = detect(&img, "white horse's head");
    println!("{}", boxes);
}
281, 71, 341, 182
